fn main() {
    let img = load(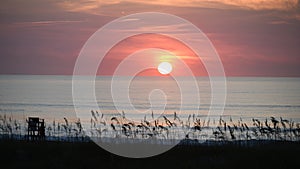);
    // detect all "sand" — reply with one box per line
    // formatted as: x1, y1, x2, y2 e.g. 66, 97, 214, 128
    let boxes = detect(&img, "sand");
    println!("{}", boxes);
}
0, 139, 299, 169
